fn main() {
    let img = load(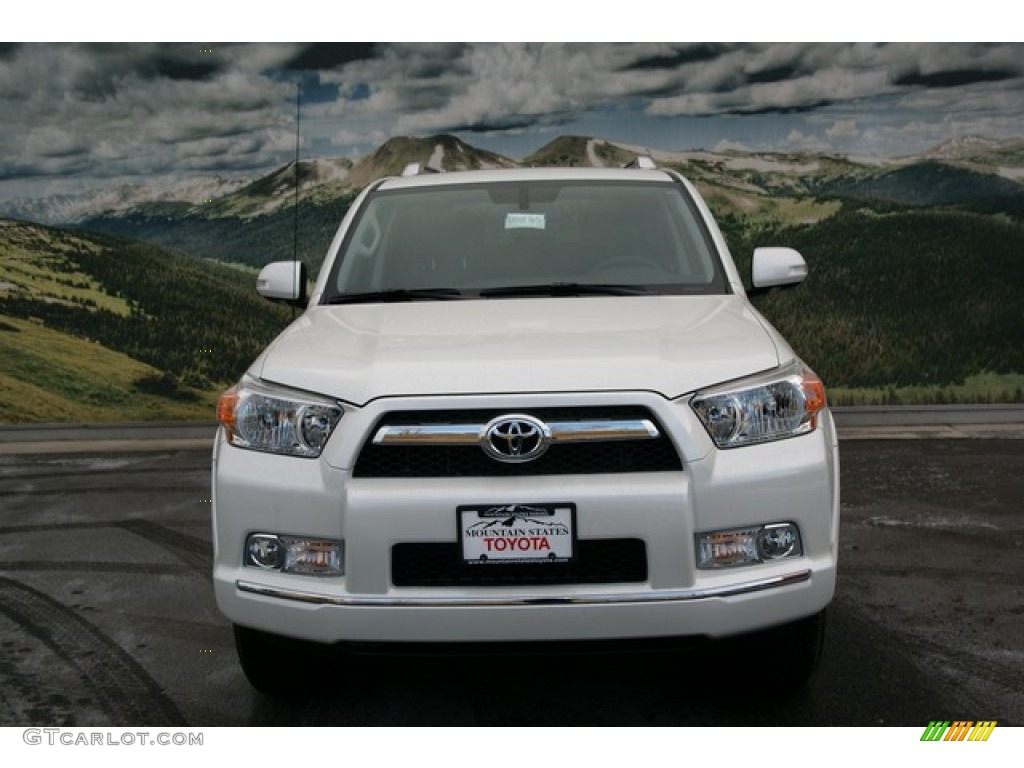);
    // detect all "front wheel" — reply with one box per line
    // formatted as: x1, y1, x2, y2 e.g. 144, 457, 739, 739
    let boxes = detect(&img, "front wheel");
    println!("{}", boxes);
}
746, 609, 827, 690
698, 610, 827, 694
233, 624, 341, 695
